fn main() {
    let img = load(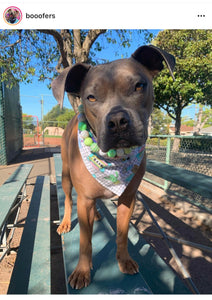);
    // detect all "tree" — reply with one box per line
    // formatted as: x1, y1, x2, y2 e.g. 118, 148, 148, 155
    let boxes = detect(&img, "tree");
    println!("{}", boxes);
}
0, 29, 153, 112
43, 105, 63, 127
181, 116, 195, 127
22, 114, 35, 133
193, 105, 212, 134
149, 108, 171, 135
42, 105, 75, 128
153, 30, 212, 135
57, 110, 75, 128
